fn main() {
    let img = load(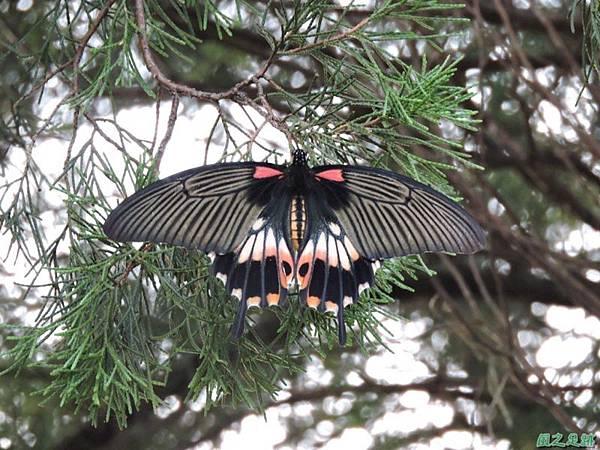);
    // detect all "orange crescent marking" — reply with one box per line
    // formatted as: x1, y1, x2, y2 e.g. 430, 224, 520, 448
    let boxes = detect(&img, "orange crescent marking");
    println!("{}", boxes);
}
315, 169, 344, 182
307, 296, 320, 308
267, 293, 280, 305
247, 296, 261, 307
325, 301, 339, 313
278, 239, 294, 287
254, 166, 284, 179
